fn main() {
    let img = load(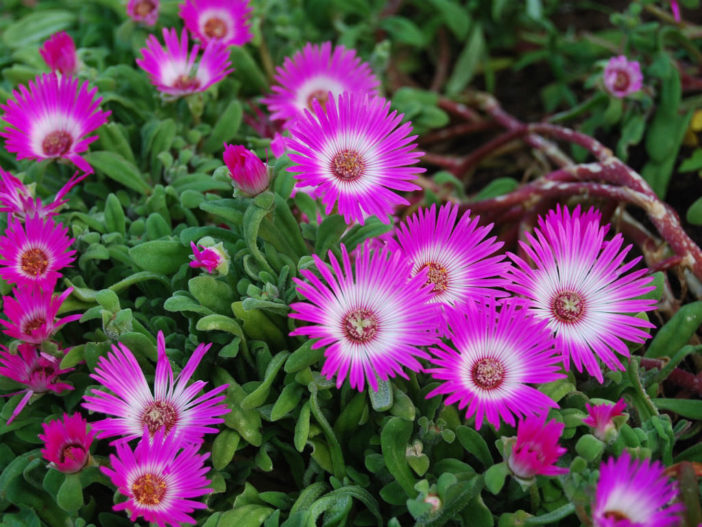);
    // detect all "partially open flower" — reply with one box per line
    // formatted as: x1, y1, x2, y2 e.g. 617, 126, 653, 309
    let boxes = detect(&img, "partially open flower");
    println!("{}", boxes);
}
505, 415, 568, 481
40, 413, 95, 473
223, 144, 270, 196
0, 169, 86, 220
603, 56, 643, 98
189, 241, 229, 275
583, 398, 627, 442
39, 32, 78, 76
